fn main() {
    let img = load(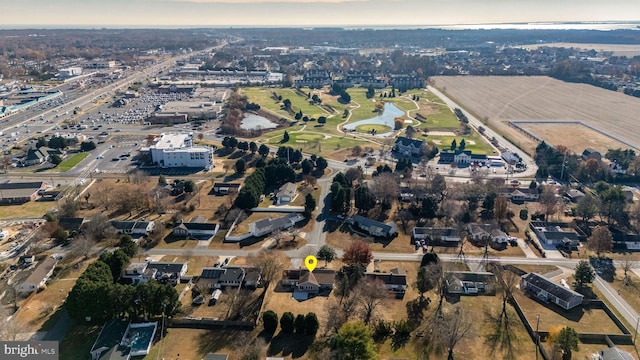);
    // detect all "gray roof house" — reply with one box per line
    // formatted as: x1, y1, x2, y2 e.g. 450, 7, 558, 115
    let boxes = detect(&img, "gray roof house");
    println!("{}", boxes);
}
0, 181, 45, 204
412, 227, 461, 245
445, 271, 496, 295
521, 273, 584, 310
276, 182, 297, 205
351, 215, 397, 238
529, 222, 579, 247
122, 261, 187, 285
393, 136, 424, 156
110, 221, 155, 236
18, 257, 58, 293
364, 268, 408, 293
216, 267, 245, 288
172, 218, 220, 239
249, 213, 304, 237
582, 148, 602, 161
